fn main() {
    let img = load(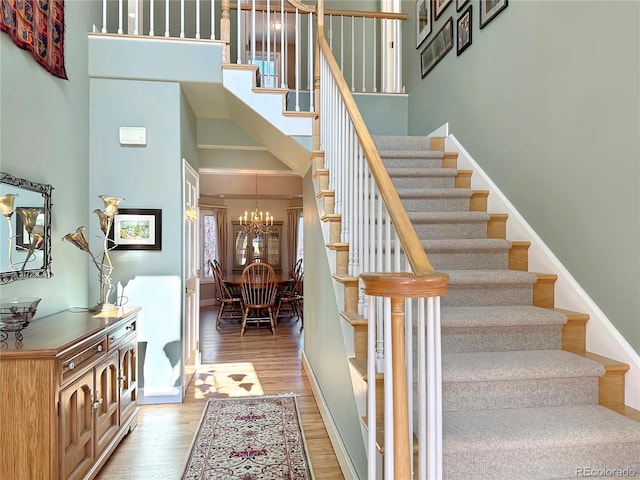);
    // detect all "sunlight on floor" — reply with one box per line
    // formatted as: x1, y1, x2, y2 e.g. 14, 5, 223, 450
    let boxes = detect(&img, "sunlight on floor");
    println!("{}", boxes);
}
192, 362, 264, 399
